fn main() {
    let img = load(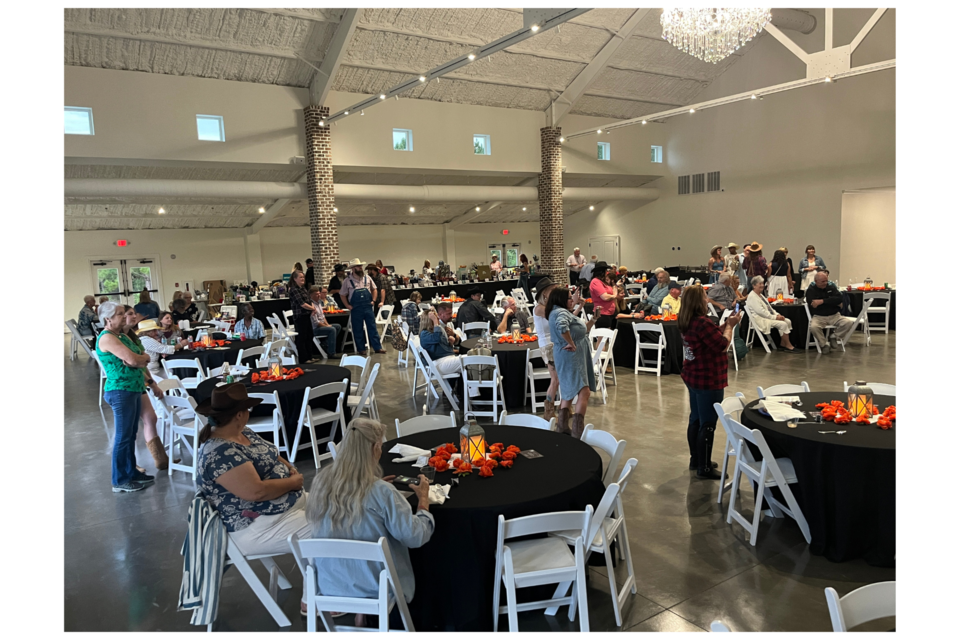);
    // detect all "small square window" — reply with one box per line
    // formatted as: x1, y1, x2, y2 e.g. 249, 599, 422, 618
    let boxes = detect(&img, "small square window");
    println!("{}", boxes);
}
65, 107, 94, 135
651, 145, 663, 163
474, 134, 491, 155
393, 129, 413, 151
597, 142, 610, 161
197, 115, 225, 142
